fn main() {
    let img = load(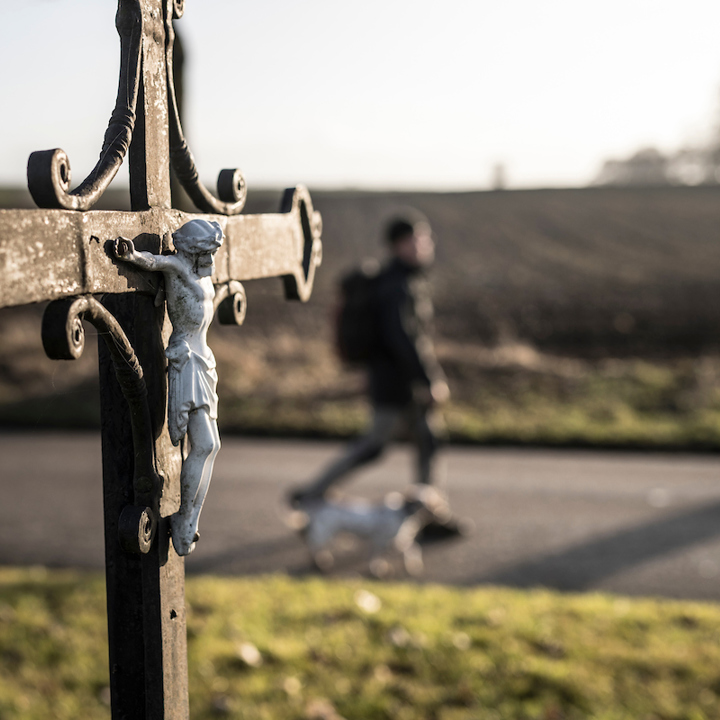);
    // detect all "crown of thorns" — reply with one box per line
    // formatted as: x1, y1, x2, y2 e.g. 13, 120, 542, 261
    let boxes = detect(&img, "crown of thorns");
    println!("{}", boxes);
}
172, 219, 223, 255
